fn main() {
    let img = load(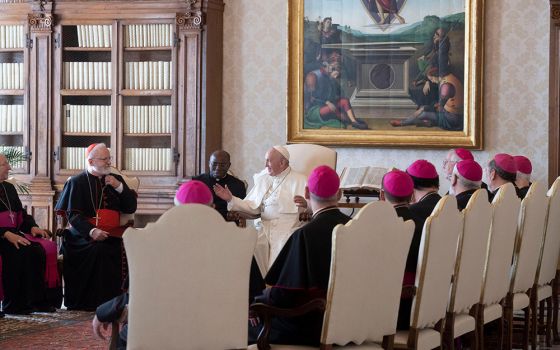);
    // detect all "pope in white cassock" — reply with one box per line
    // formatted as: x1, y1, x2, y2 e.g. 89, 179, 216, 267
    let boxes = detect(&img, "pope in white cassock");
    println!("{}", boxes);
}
214, 145, 307, 276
